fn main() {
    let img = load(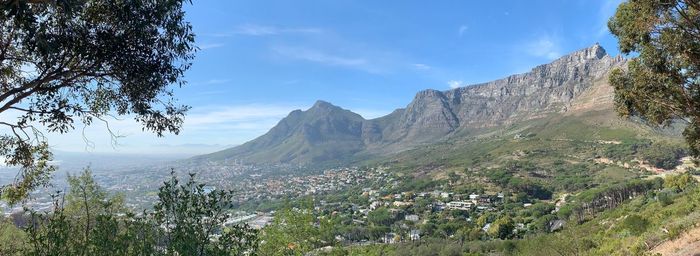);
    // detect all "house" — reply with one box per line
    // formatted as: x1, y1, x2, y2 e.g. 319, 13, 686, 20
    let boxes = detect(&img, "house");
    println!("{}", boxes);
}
469, 193, 480, 201
388, 208, 402, 216
440, 192, 452, 199
482, 223, 491, 232
446, 201, 473, 211
405, 214, 420, 222
478, 195, 491, 204
393, 201, 413, 207
382, 233, 398, 244
549, 220, 566, 232
409, 230, 421, 241
433, 201, 446, 212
